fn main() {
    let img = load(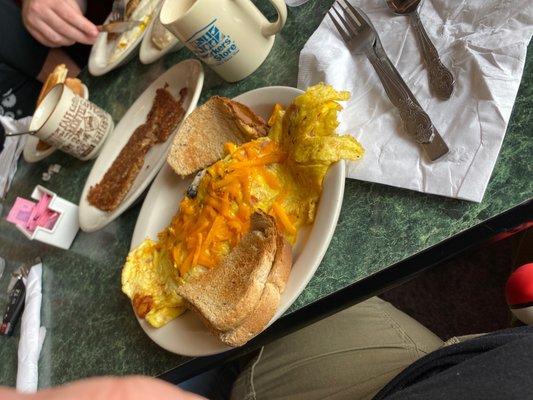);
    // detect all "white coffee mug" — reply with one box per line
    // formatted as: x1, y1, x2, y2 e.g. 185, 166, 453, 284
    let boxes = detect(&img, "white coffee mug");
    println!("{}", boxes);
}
160, 0, 287, 82
29, 84, 113, 161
